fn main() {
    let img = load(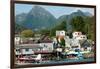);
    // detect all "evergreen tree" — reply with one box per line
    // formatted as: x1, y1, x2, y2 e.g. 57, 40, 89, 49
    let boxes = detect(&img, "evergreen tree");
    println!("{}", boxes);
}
71, 16, 85, 32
